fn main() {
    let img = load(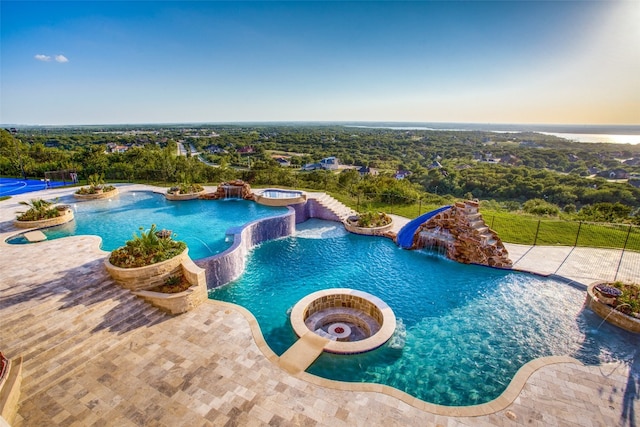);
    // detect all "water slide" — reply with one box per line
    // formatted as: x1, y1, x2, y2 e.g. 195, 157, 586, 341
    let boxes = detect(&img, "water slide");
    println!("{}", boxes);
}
396, 205, 452, 249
